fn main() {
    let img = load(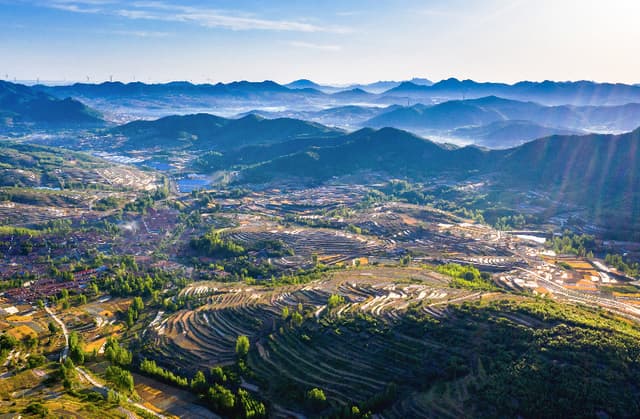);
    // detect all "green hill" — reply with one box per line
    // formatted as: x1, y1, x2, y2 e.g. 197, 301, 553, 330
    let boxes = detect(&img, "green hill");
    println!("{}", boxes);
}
0, 81, 103, 130
110, 113, 344, 151
453, 120, 581, 148
241, 127, 490, 183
